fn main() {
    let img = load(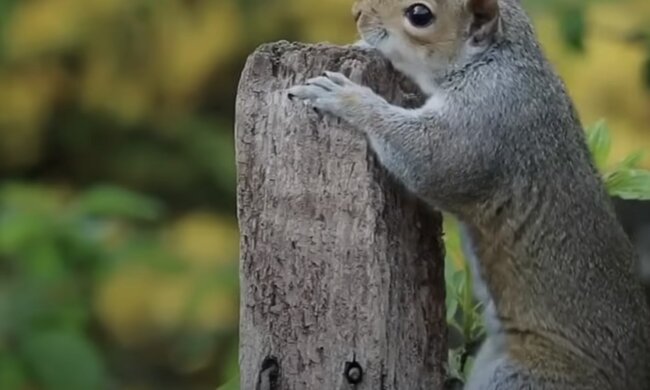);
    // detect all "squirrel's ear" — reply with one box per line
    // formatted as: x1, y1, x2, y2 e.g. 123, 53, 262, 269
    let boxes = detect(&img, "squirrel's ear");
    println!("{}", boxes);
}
468, 0, 499, 45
